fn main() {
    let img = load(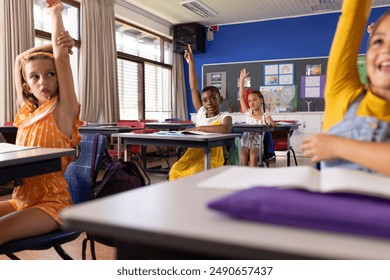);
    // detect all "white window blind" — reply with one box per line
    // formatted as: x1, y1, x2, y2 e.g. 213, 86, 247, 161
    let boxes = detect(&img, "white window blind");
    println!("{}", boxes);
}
145, 64, 172, 121
117, 59, 140, 120
116, 21, 173, 121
